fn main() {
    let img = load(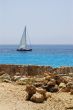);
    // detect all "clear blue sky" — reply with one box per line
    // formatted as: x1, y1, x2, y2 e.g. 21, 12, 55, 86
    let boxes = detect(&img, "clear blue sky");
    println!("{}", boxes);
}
0, 0, 73, 44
